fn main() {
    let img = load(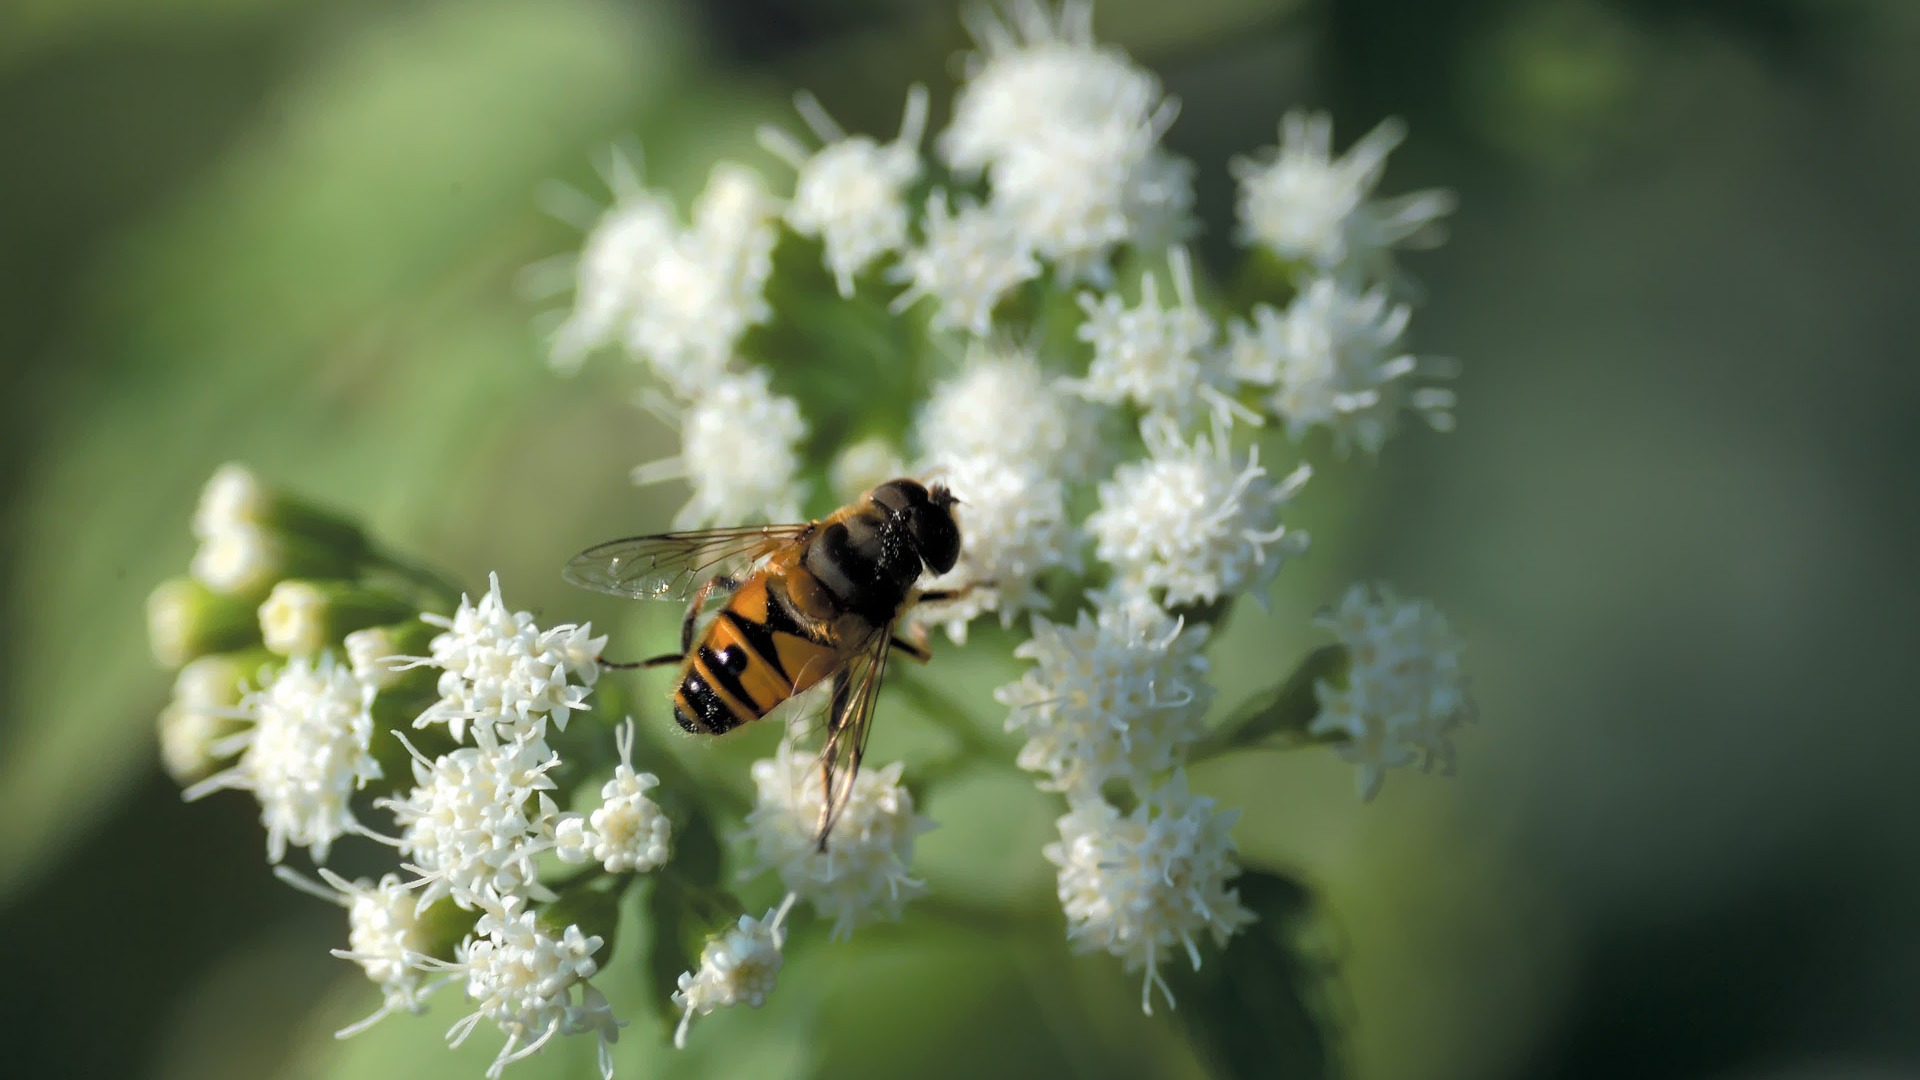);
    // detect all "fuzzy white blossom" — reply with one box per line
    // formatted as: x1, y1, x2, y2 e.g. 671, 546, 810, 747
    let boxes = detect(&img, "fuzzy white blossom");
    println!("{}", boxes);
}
1070, 248, 1239, 424
912, 453, 1078, 643
1088, 417, 1310, 607
344, 625, 411, 691
891, 191, 1040, 336
633, 367, 809, 528
672, 893, 797, 1049
1227, 277, 1457, 454
182, 652, 380, 863
744, 740, 934, 939
916, 342, 1106, 477
554, 720, 671, 874
547, 156, 780, 392
942, 0, 1191, 274
381, 729, 563, 910
997, 602, 1213, 796
762, 87, 928, 297
1047, 774, 1254, 1014
1231, 110, 1455, 280
412, 574, 603, 746
436, 901, 619, 1080
828, 436, 910, 503
1309, 583, 1472, 800
274, 867, 445, 1037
